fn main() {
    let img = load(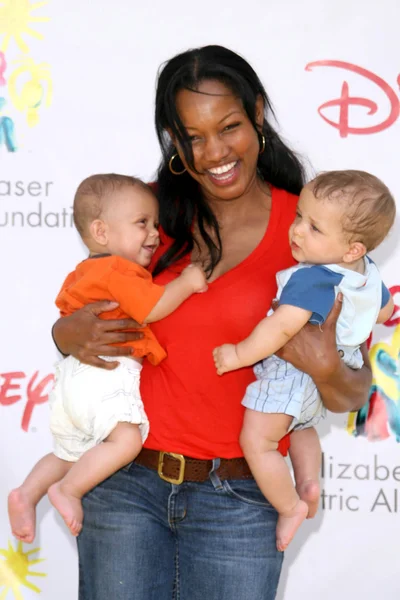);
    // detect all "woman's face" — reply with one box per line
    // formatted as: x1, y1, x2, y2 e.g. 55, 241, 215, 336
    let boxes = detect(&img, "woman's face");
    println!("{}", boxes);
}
173, 80, 264, 203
